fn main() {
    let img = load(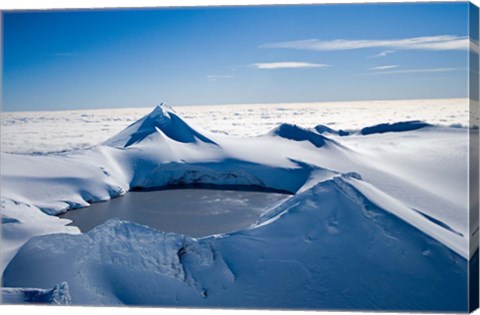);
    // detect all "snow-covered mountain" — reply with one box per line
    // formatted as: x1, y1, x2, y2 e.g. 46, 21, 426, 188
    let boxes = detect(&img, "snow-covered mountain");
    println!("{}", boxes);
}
1, 103, 475, 311
104, 104, 218, 148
